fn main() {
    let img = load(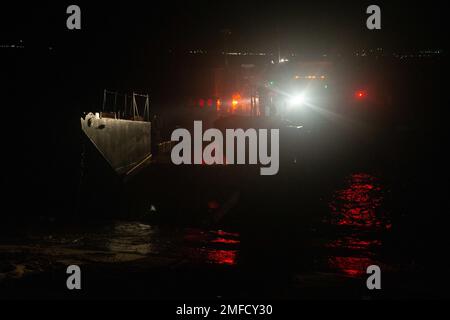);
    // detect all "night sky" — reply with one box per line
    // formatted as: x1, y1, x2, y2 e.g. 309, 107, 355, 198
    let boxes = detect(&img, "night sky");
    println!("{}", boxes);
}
3, 1, 445, 102
2, 1, 445, 53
